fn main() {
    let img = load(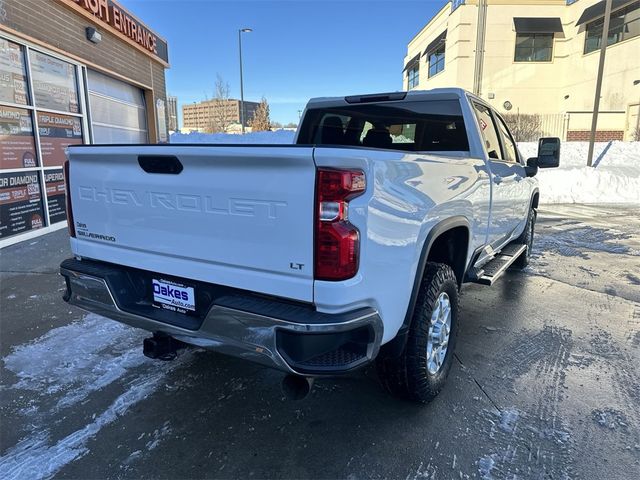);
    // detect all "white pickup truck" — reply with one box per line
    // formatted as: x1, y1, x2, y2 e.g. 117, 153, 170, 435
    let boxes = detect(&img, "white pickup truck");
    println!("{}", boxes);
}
60, 88, 559, 402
